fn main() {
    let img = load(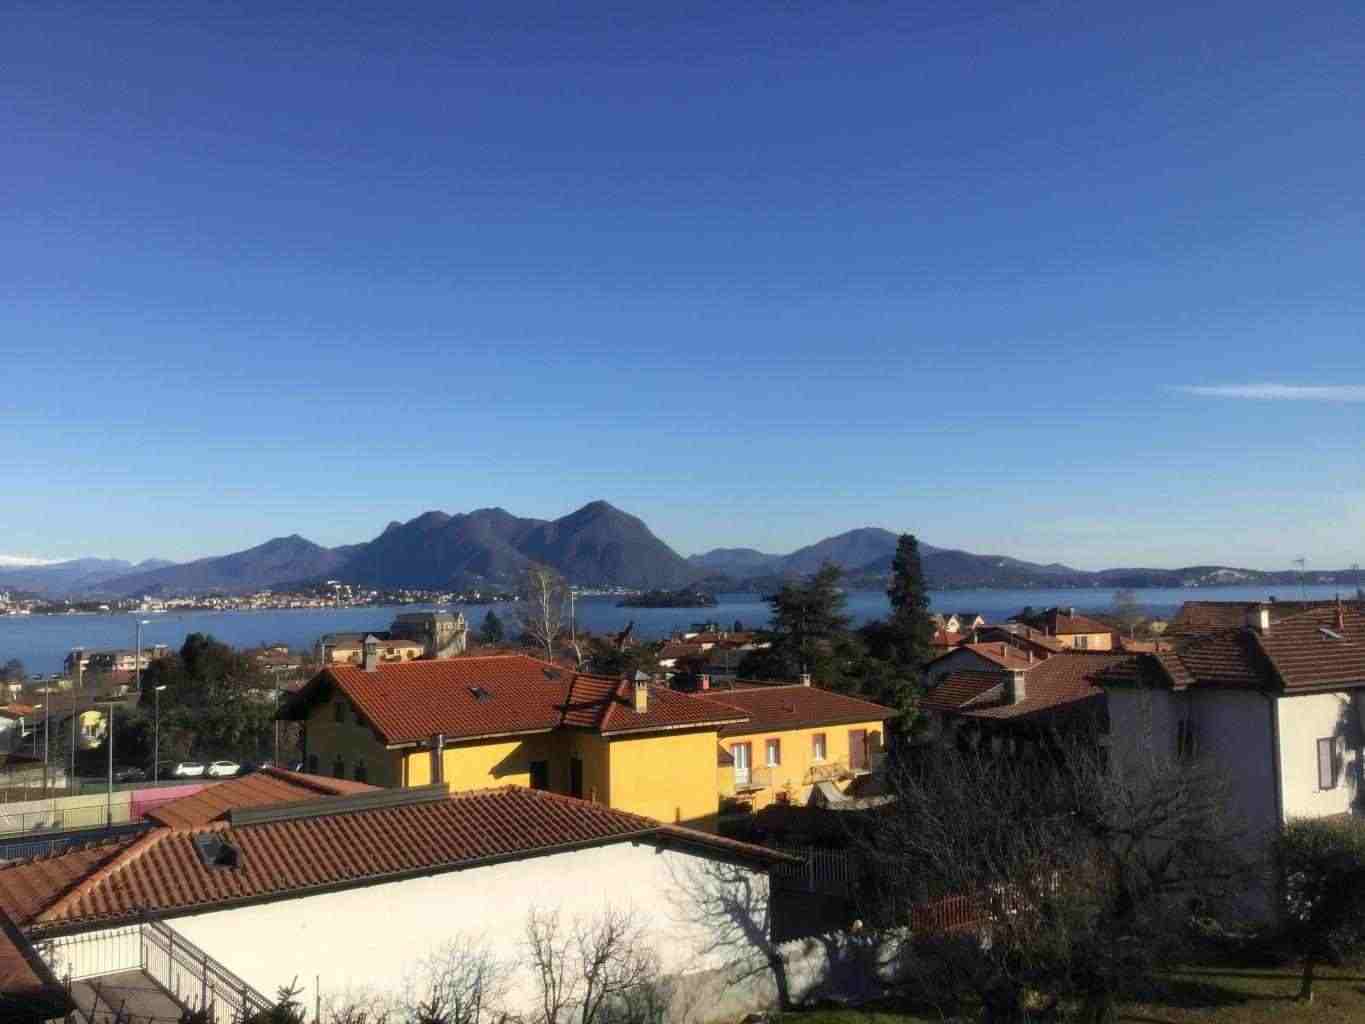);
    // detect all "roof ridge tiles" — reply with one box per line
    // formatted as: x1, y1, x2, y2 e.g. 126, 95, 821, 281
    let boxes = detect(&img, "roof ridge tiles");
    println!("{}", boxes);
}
36, 830, 168, 926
